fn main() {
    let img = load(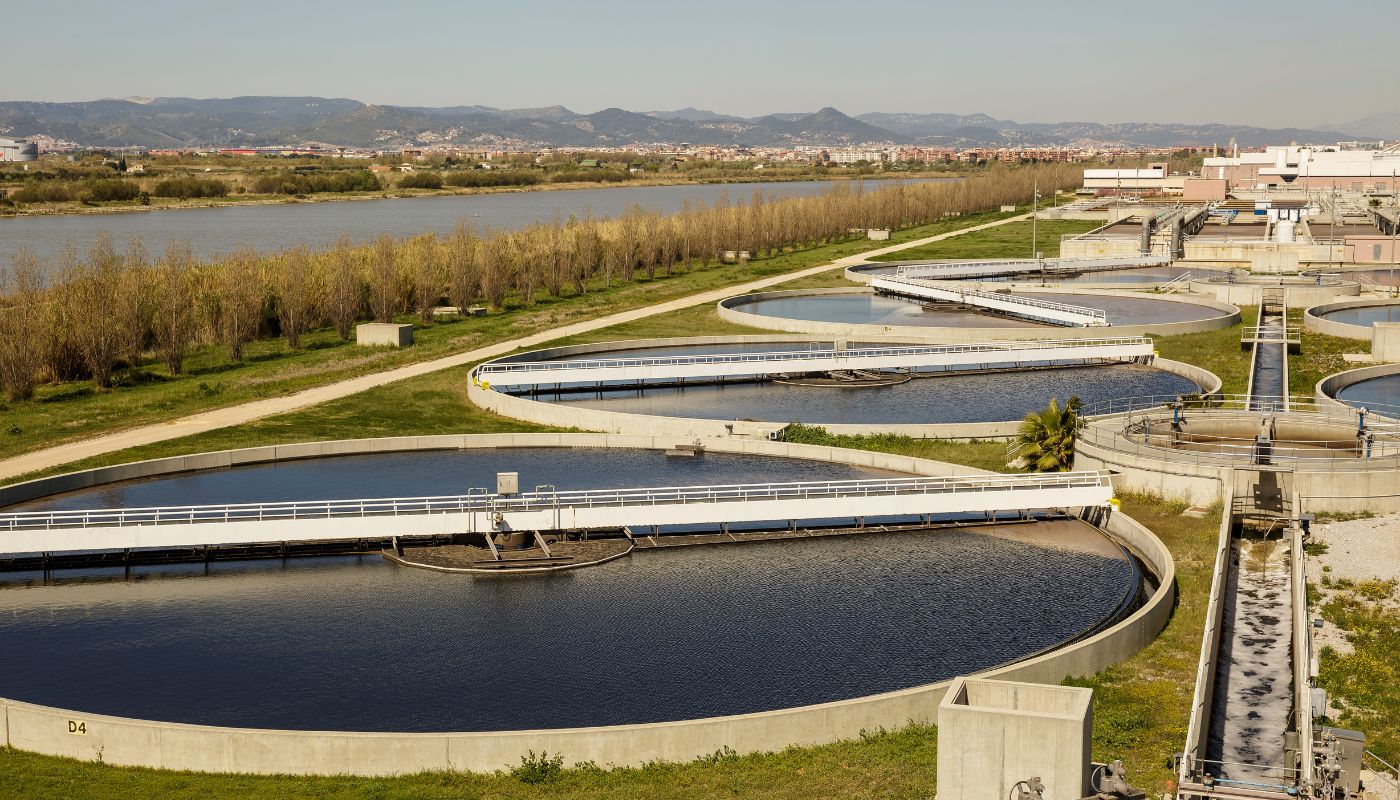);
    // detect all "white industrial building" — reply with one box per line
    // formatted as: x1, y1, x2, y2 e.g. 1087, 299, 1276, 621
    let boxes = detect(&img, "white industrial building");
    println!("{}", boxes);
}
1081, 162, 1185, 194
1202, 144, 1400, 192
0, 137, 39, 162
